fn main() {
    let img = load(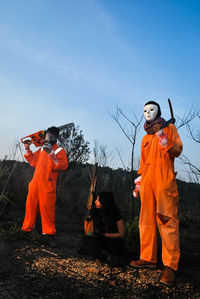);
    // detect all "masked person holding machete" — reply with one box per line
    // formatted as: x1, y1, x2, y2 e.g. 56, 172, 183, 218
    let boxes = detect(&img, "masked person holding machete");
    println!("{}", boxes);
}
130, 100, 183, 287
